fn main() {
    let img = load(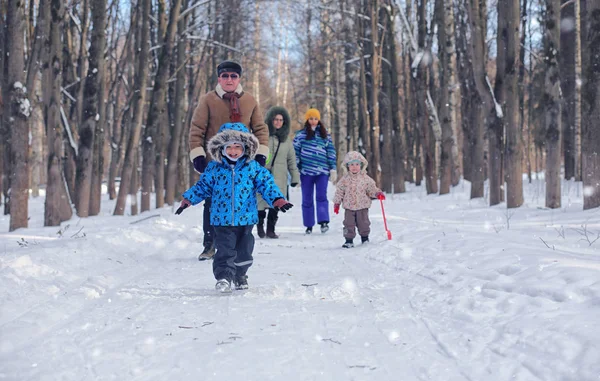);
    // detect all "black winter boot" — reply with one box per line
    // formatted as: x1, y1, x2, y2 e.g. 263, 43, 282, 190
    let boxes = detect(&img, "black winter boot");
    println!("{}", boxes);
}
256, 210, 266, 238
361, 236, 369, 244
266, 208, 279, 238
